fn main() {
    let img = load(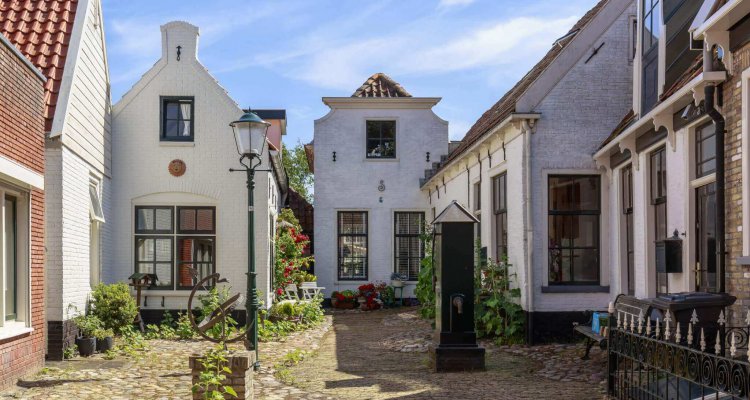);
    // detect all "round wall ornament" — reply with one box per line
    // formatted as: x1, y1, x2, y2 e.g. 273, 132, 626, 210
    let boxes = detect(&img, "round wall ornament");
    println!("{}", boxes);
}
378, 180, 386, 192
169, 159, 186, 177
